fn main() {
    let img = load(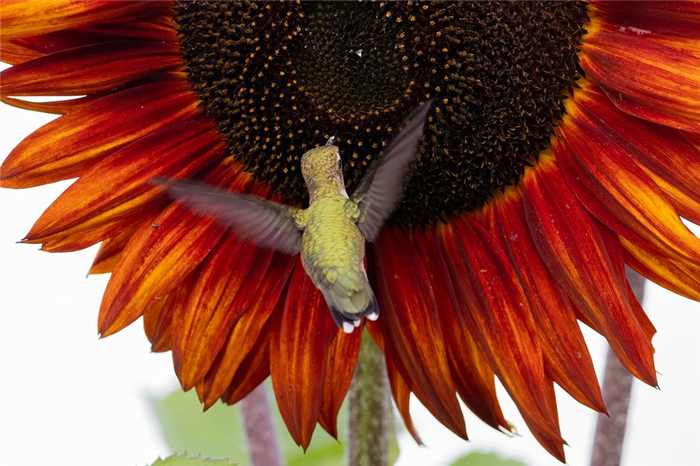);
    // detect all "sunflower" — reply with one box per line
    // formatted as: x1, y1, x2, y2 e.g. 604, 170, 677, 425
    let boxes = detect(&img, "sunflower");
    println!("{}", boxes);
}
2, 0, 700, 461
